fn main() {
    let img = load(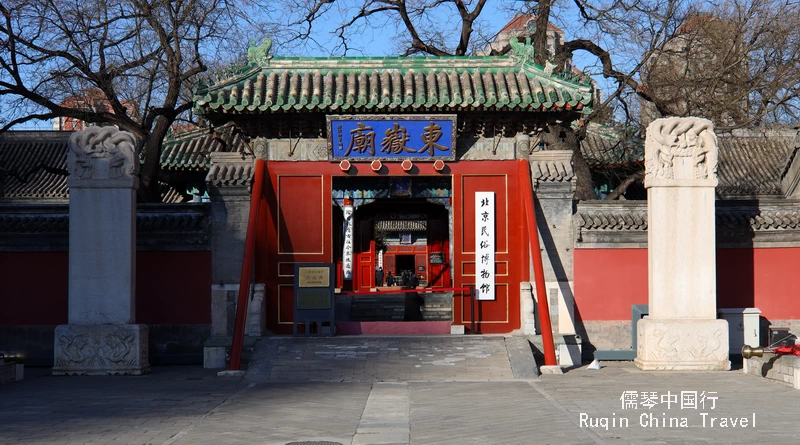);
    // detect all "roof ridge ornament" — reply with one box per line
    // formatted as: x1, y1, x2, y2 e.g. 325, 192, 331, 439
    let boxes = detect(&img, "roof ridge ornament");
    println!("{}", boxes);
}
509, 37, 536, 66
247, 38, 273, 67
